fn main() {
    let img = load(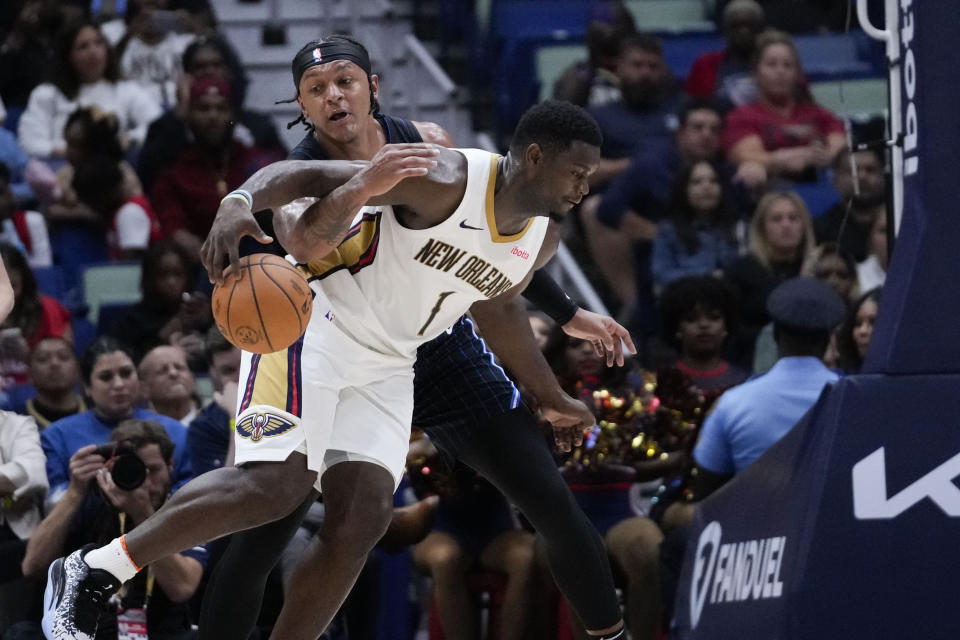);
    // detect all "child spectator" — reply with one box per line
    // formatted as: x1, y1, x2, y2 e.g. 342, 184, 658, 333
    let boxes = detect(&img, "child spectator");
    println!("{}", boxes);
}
651, 160, 738, 288
108, 241, 212, 364
15, 337, 85, 429
721, 30, 846, 188
72, 154, 161, 260
0, 163, 51, 267
16, 20, 162, 159
658, 275, 748, 393
49, 107, 143, 227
